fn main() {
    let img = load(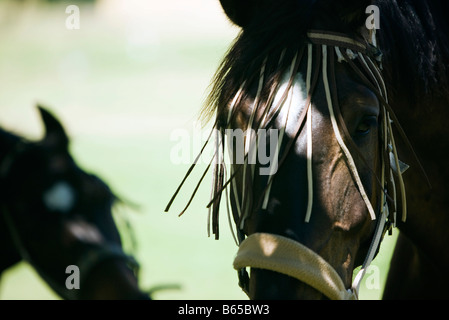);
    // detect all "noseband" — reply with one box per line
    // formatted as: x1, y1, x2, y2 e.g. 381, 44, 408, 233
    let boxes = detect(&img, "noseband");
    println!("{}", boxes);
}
0, 141, 139, 300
